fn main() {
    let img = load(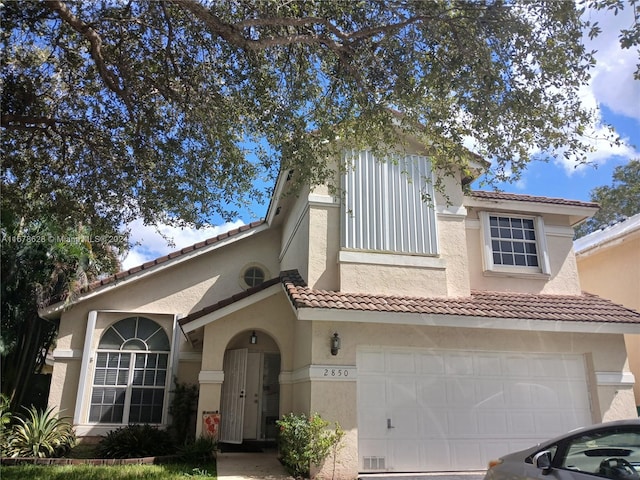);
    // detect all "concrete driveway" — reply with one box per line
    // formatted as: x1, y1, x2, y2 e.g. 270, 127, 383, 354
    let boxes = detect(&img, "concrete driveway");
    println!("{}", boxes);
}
215, 451, 486, 480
